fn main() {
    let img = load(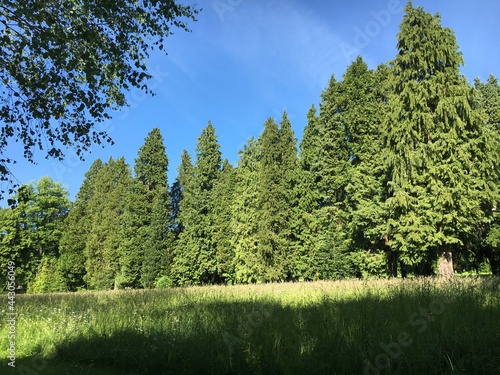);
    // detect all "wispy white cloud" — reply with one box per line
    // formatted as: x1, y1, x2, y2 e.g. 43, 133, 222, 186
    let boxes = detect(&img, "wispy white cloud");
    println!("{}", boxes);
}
211, 0, 347, 90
